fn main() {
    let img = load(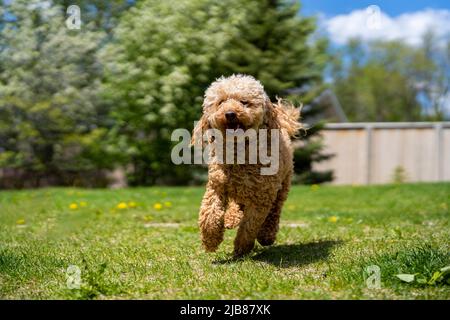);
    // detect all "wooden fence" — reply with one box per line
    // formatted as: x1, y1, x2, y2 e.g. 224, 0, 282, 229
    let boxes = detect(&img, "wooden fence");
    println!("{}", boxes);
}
313, 122, 450, 185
